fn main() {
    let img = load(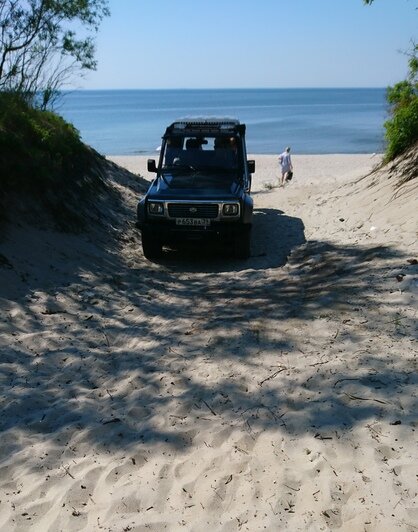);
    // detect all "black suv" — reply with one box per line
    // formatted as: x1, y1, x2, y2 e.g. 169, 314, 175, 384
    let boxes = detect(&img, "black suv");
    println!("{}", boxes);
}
137, 118, 255, 259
